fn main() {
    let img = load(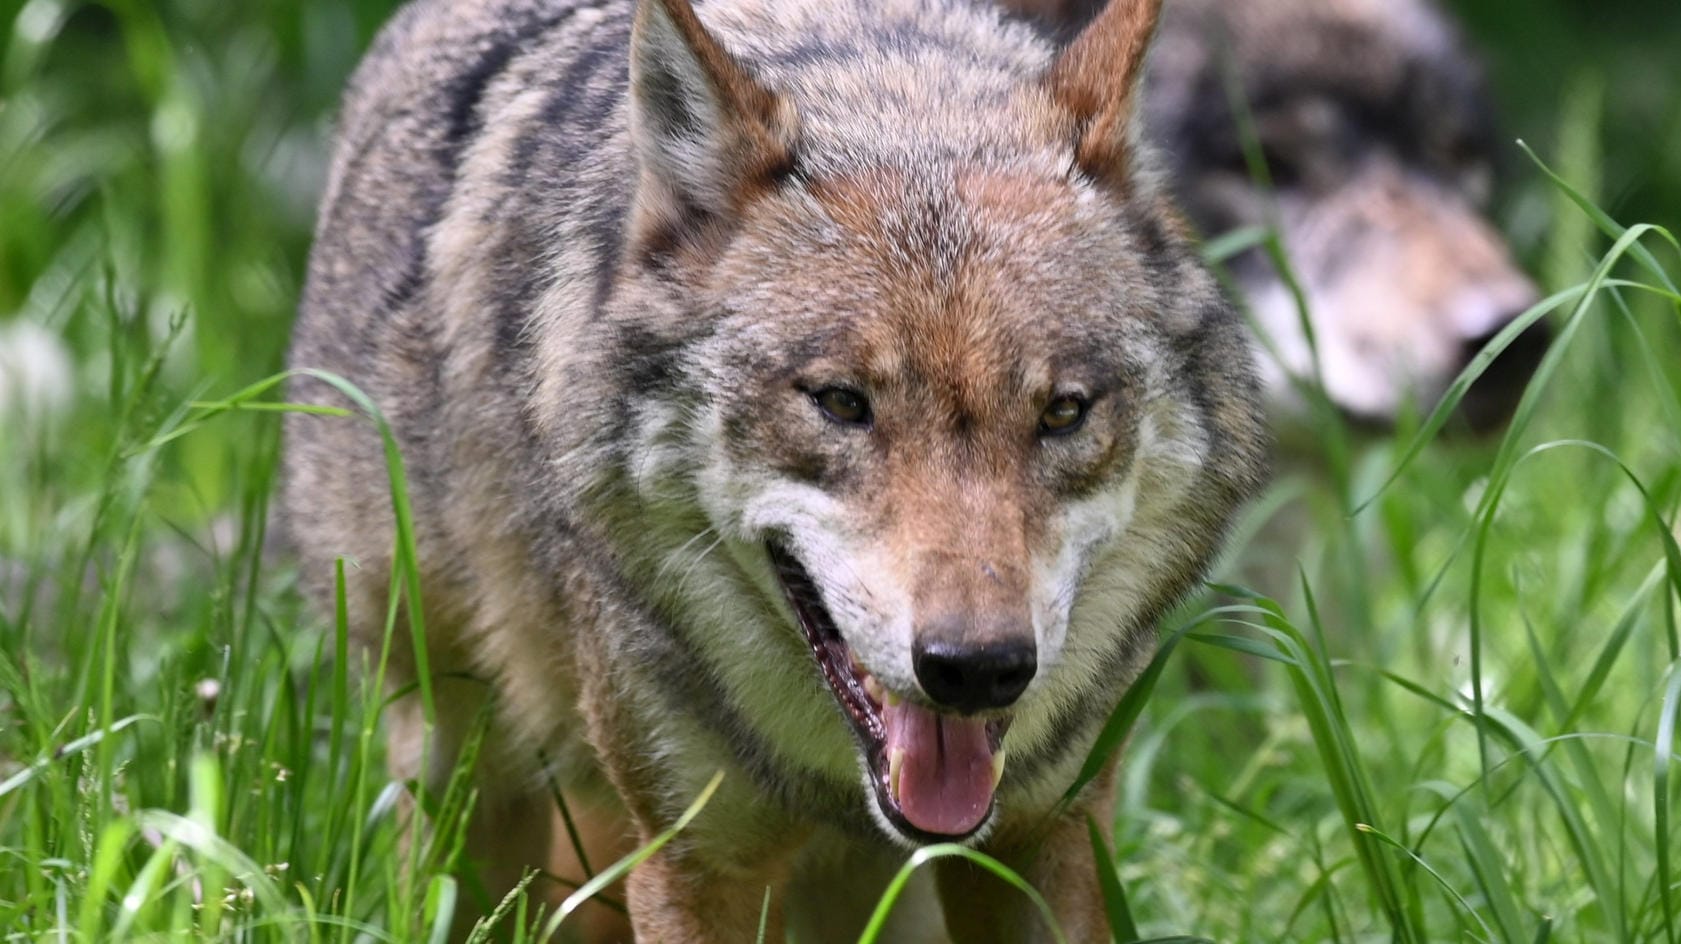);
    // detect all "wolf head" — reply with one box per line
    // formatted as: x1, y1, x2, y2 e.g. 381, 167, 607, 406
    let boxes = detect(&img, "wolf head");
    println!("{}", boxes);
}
1003, 0, 1547, 433
601, 0, 1263, 843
